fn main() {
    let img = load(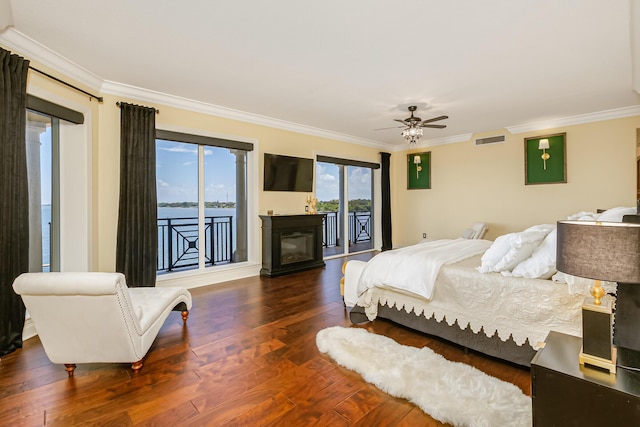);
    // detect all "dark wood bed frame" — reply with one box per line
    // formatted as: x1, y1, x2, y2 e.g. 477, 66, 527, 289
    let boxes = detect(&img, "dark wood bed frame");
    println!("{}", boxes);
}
349, 303, 538, 367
